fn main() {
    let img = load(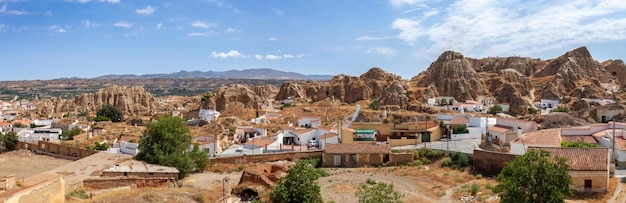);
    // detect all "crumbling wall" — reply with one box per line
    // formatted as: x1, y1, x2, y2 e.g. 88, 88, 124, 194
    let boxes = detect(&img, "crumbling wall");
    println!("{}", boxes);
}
84, 177, 177, 189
